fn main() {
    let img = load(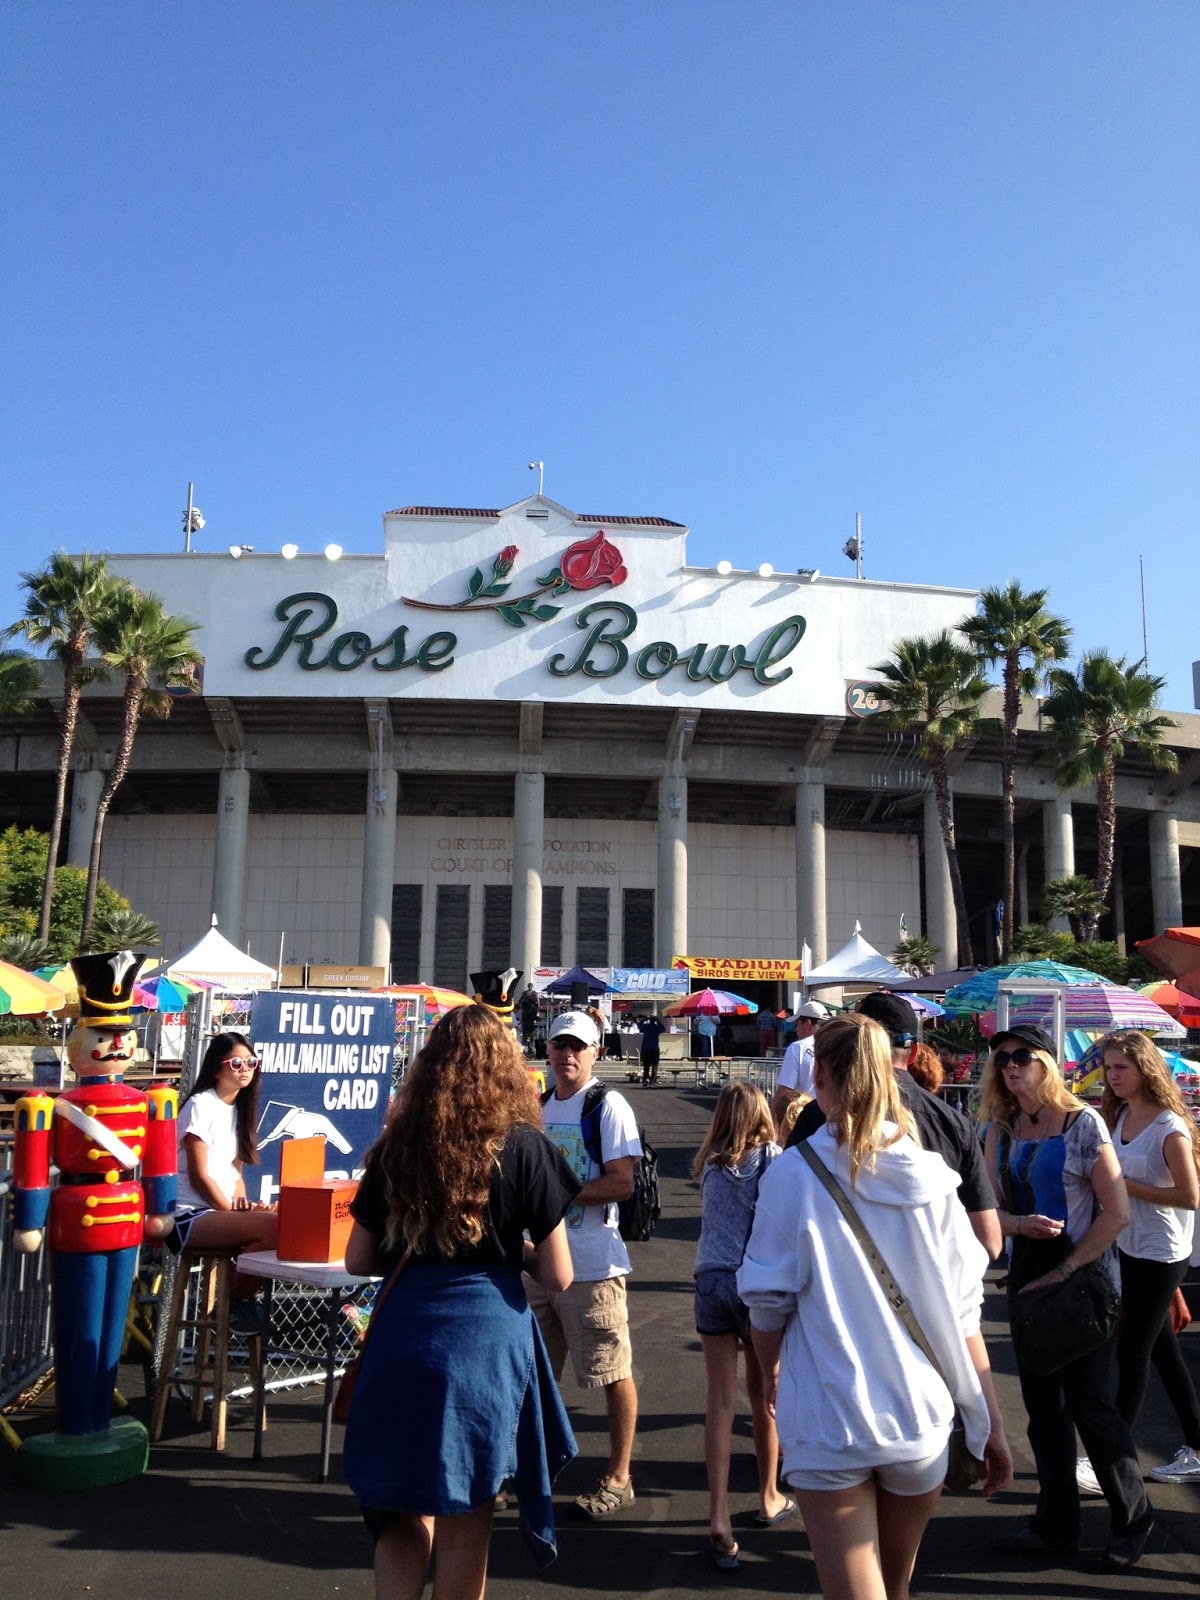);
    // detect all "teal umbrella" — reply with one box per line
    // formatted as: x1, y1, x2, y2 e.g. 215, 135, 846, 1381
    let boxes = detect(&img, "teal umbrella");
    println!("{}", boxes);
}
943, 961, 1118, 1016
